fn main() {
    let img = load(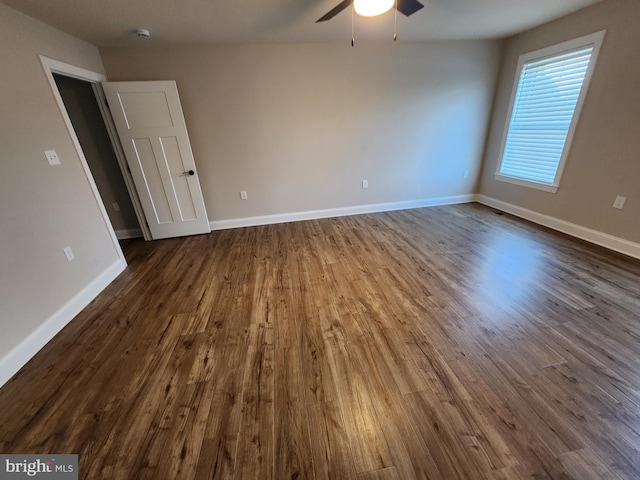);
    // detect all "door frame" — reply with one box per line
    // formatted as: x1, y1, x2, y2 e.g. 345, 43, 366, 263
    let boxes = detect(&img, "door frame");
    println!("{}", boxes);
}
39, 55, 152, 242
